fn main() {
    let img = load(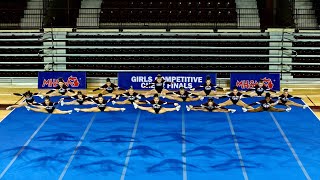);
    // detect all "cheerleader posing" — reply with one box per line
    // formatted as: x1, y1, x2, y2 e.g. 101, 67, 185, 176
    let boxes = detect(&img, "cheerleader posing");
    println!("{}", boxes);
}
132, 94, 180, 114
